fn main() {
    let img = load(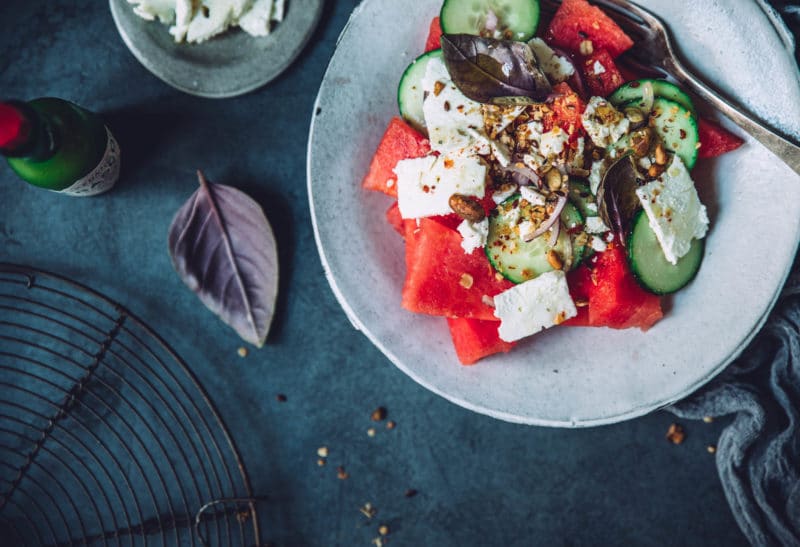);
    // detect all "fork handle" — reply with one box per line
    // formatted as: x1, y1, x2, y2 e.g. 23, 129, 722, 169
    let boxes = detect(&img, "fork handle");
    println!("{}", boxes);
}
667, 59, 800, 176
